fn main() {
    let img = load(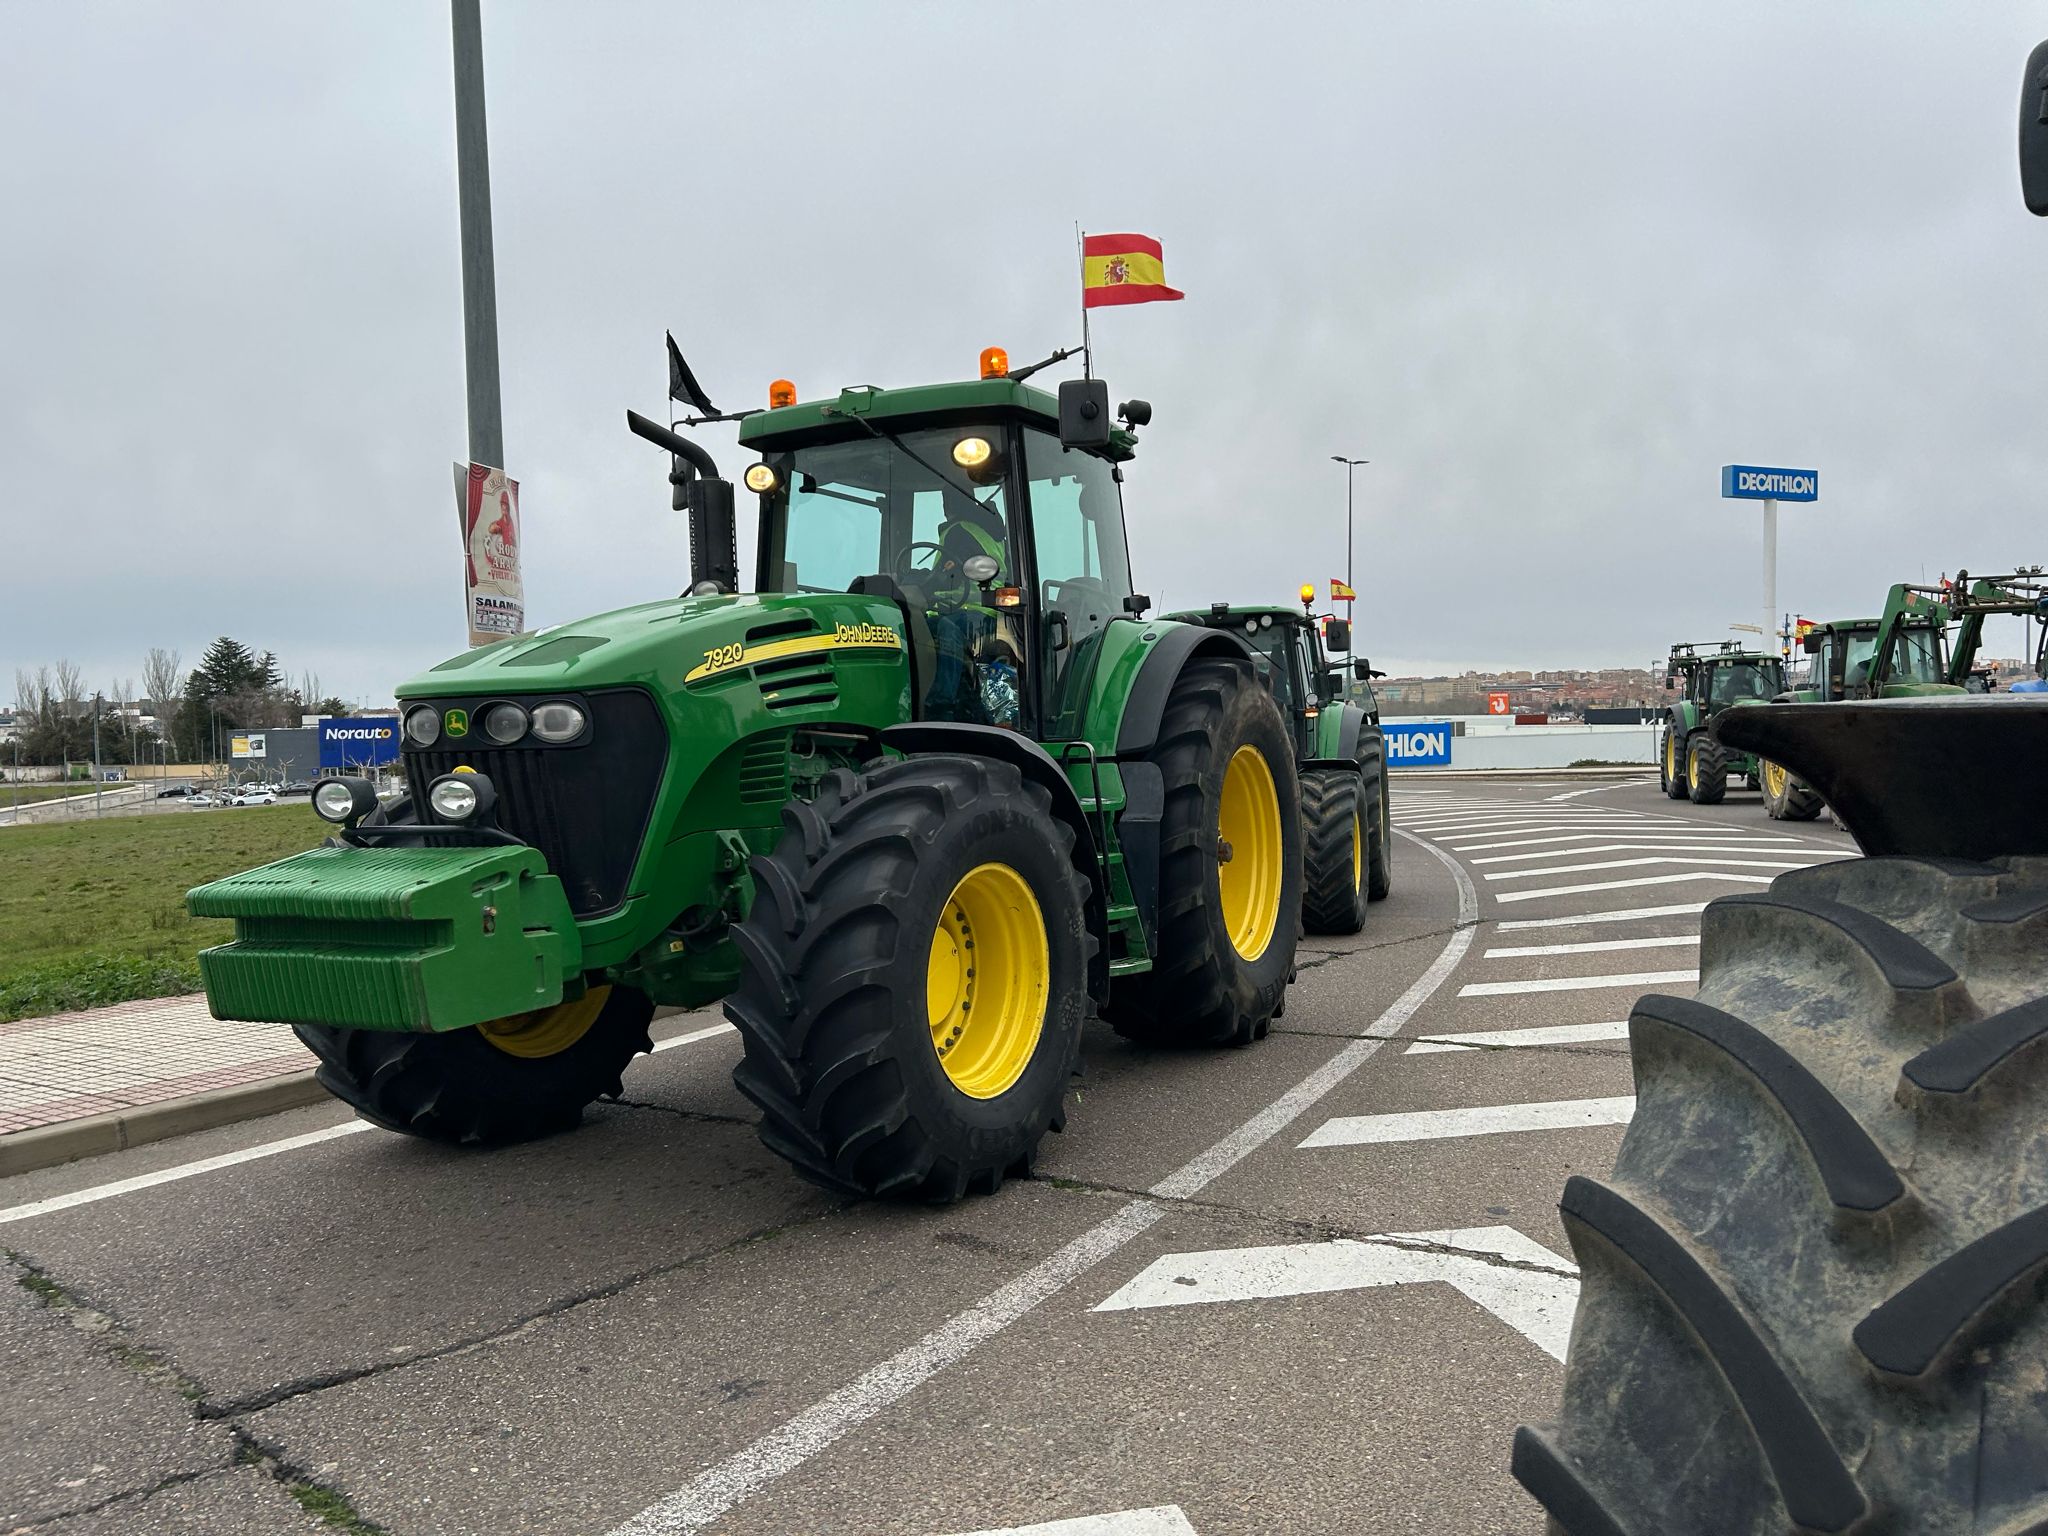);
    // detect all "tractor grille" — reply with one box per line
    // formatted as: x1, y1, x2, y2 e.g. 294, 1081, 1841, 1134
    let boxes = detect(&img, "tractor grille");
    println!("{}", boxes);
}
403, 688, 665, 917
752, 651, 838, 712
